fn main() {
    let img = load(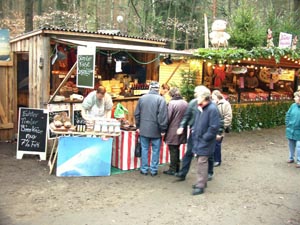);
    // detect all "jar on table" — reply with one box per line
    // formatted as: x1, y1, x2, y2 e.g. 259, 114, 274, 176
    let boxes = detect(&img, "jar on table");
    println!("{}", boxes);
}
94, 120, 101, 132
101, 120, 108, 133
